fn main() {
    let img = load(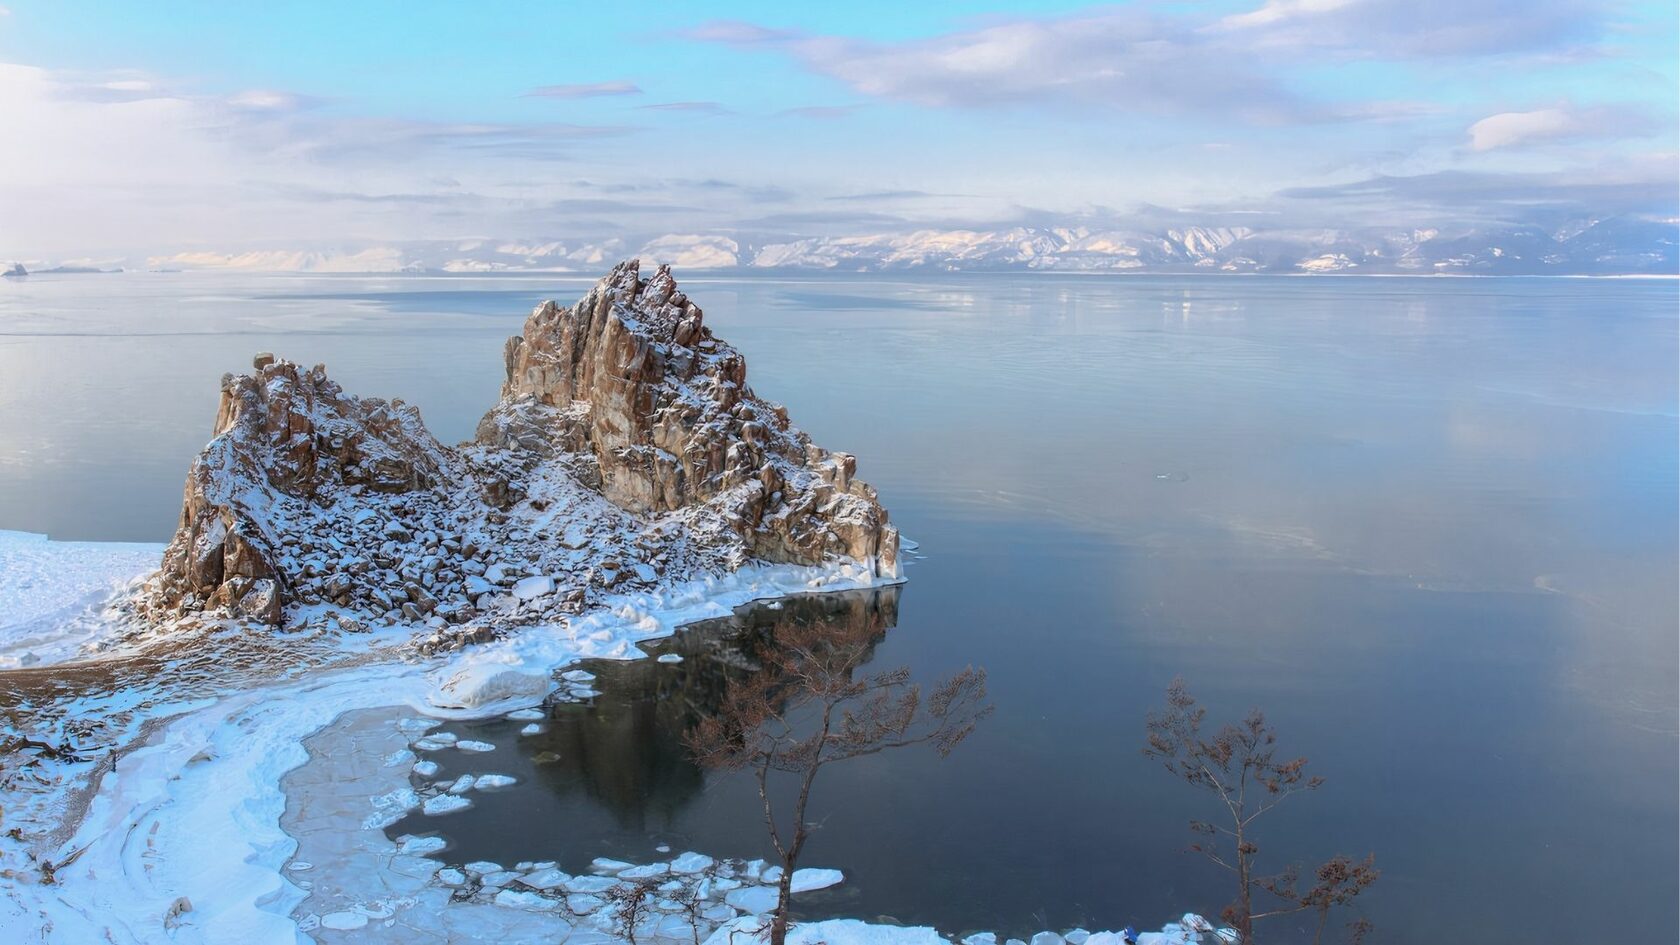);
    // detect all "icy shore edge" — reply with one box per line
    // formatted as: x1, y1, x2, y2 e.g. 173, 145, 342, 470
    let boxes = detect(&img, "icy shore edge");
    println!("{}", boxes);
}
0, 536, 1209, 945
0, 533, 891, 941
